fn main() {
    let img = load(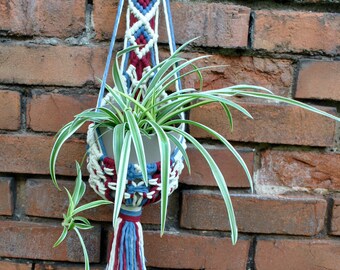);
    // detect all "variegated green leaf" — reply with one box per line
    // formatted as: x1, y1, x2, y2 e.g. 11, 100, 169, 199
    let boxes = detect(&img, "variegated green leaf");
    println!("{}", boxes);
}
125, 110, 148, 184
145, 120, 170, 236
163, 126, 238, 244
113, 132, 132, 228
